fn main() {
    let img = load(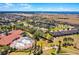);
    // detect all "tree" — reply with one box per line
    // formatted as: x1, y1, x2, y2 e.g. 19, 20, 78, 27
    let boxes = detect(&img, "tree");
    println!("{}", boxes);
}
44, 32, 53, 43
12, 25, 16, 30
0, 46, 10, 55
57, 41, 62, 54
33, 29, 44, 55
63, 37, 74, 47
33, 45, 43, 55
33, 29, 44, 41
22, 32, 27, 37
1, 26, 9, 35
28, 28, 36, 34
